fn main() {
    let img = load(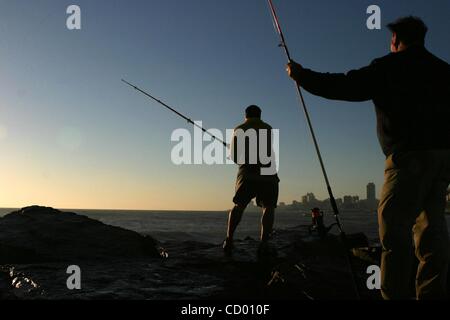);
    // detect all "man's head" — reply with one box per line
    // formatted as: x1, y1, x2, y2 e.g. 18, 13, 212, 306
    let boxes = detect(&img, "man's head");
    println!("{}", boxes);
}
245, 105, 262, 119
387, 16, 428, 53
